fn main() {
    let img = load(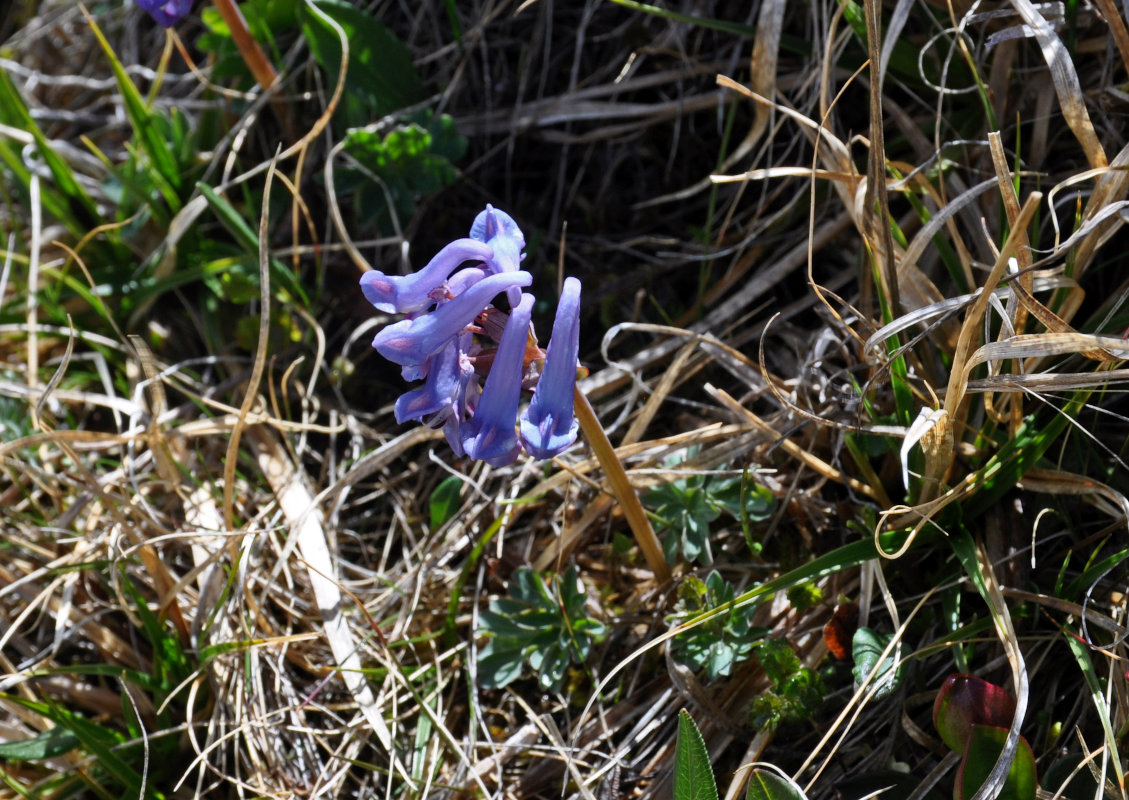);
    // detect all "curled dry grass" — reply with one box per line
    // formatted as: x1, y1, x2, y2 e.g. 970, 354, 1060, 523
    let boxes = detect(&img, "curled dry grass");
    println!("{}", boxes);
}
2, 1, 1129, 799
